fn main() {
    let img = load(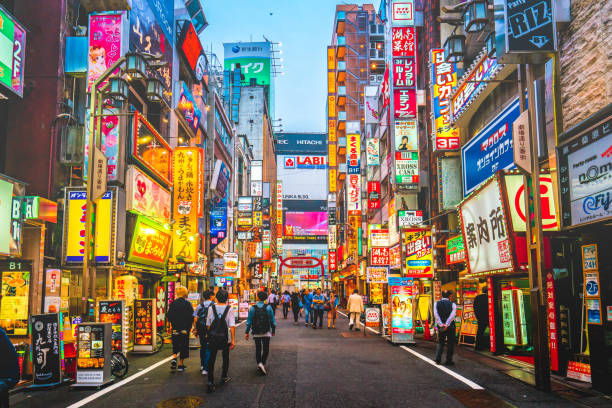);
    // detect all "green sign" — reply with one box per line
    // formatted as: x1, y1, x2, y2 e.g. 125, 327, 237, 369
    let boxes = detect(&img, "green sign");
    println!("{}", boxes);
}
127, 216, 172, 269
446, 235, 466, 264
0, 6, 26, 97
223, 57, 271, 86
